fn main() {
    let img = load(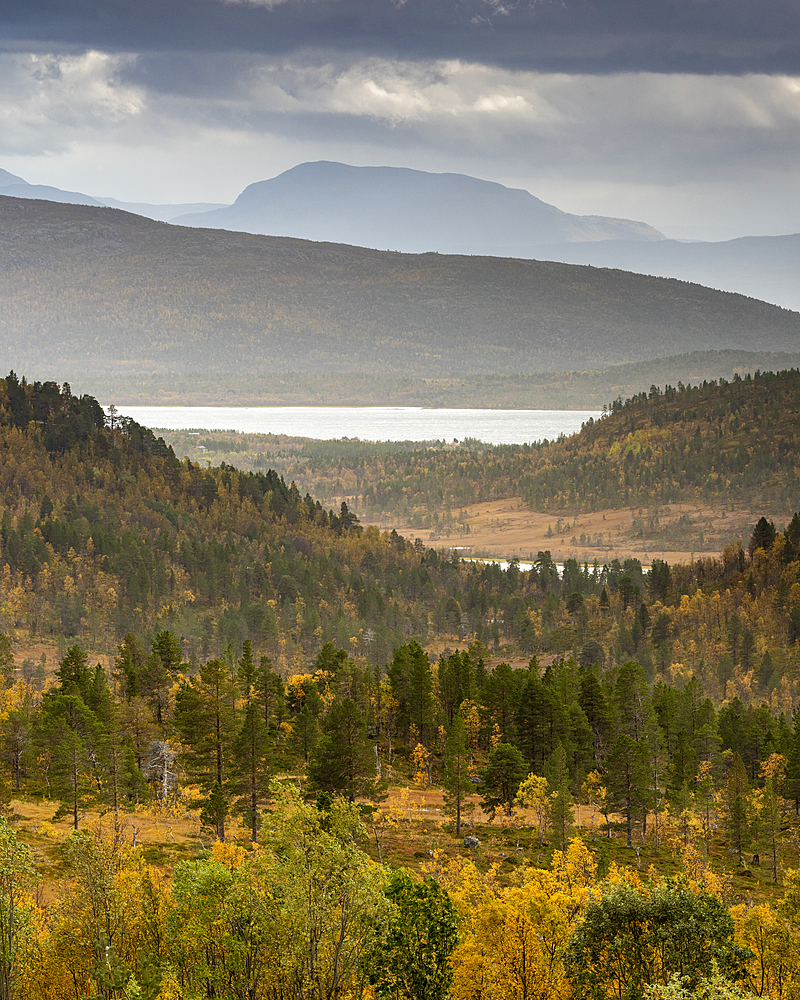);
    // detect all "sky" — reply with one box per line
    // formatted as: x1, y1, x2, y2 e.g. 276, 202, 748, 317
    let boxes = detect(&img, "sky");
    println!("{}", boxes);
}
1, 0, 799, 240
